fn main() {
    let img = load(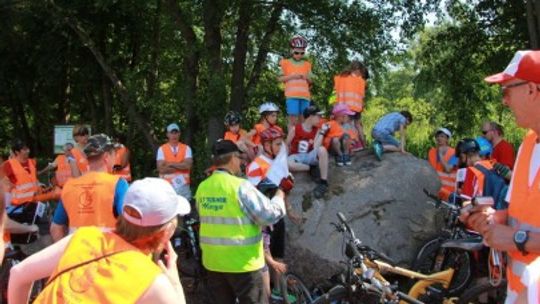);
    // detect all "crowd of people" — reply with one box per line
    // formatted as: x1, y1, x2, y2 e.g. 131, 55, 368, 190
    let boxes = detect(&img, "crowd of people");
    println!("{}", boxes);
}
0, 34, 539, 304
